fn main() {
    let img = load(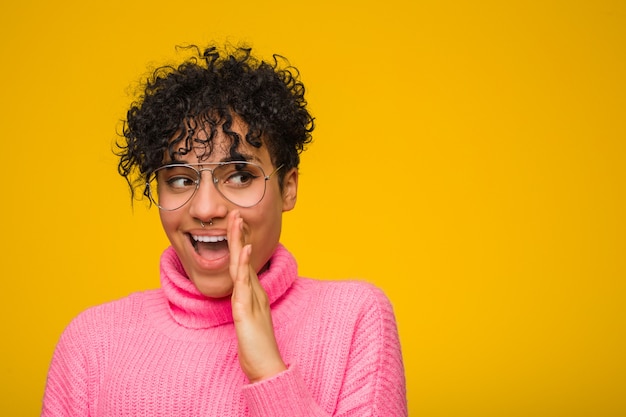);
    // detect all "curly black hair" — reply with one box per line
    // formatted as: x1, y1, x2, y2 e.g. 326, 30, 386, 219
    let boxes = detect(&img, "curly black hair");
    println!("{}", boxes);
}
116, 44, 314, 202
